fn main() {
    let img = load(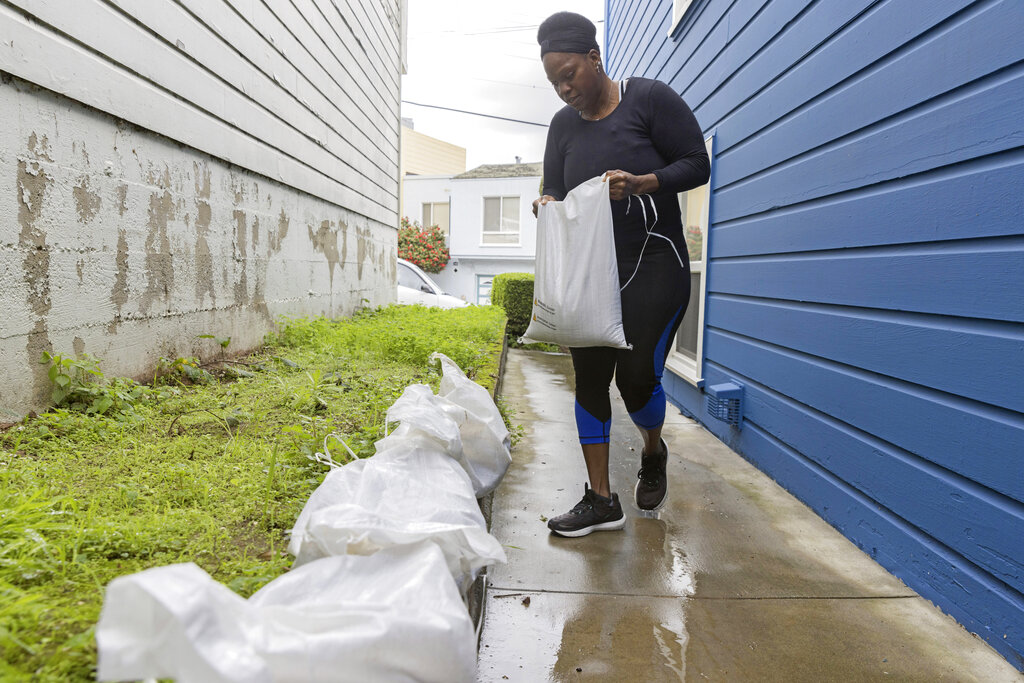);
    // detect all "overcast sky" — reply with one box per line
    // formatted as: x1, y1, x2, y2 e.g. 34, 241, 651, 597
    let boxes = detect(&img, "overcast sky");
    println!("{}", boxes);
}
400, 1, 606, 170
